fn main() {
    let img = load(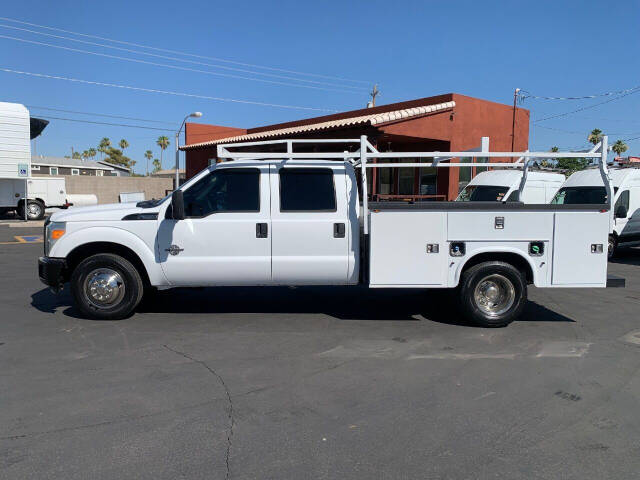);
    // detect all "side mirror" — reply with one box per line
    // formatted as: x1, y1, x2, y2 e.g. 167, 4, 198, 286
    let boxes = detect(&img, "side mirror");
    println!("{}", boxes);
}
171, 190, 185, 220
615, 205, 628, 219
